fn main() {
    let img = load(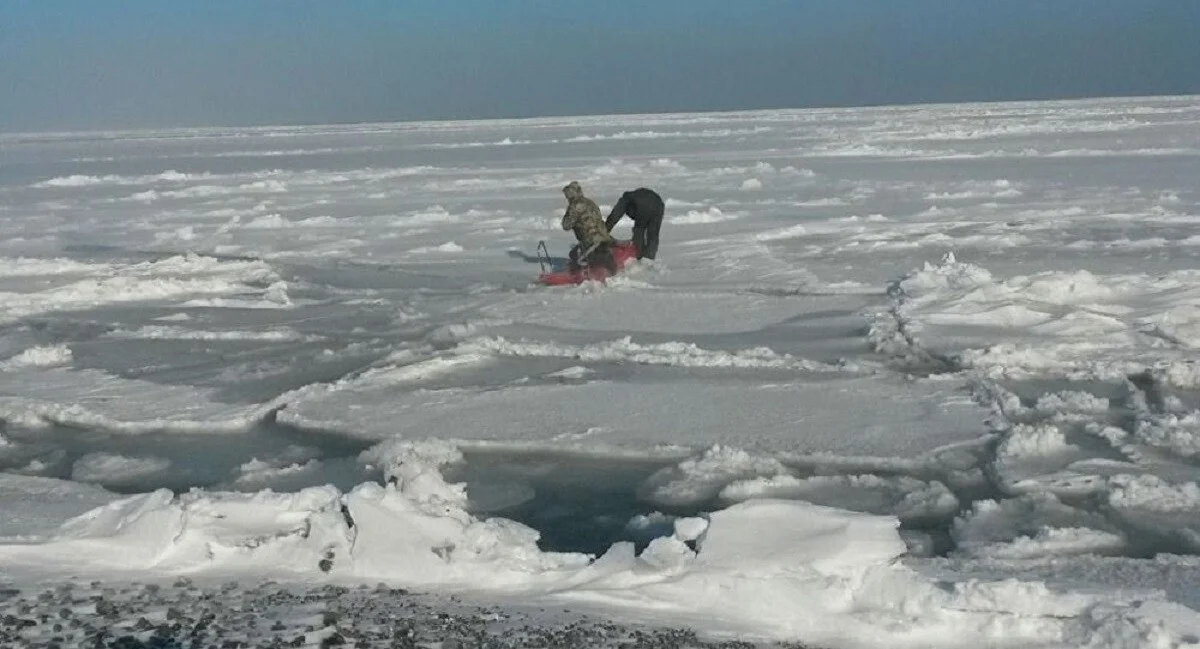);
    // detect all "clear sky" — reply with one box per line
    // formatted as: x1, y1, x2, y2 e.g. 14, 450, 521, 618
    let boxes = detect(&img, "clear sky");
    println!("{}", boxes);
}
2, 0, 1198, 131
